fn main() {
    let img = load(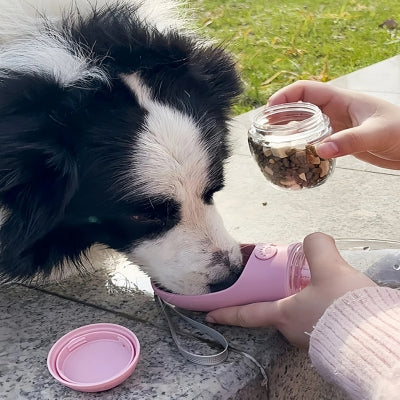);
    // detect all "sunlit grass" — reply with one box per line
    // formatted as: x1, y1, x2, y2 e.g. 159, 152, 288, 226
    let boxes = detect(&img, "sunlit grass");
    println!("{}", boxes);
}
188, 0, 400, 114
